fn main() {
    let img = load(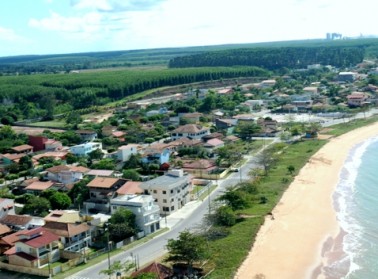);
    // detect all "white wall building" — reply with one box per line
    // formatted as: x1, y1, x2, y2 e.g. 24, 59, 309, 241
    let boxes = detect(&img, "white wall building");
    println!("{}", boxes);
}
140, 169, 191, 215
117, 144, 139, 162
110, 194, 161, 235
